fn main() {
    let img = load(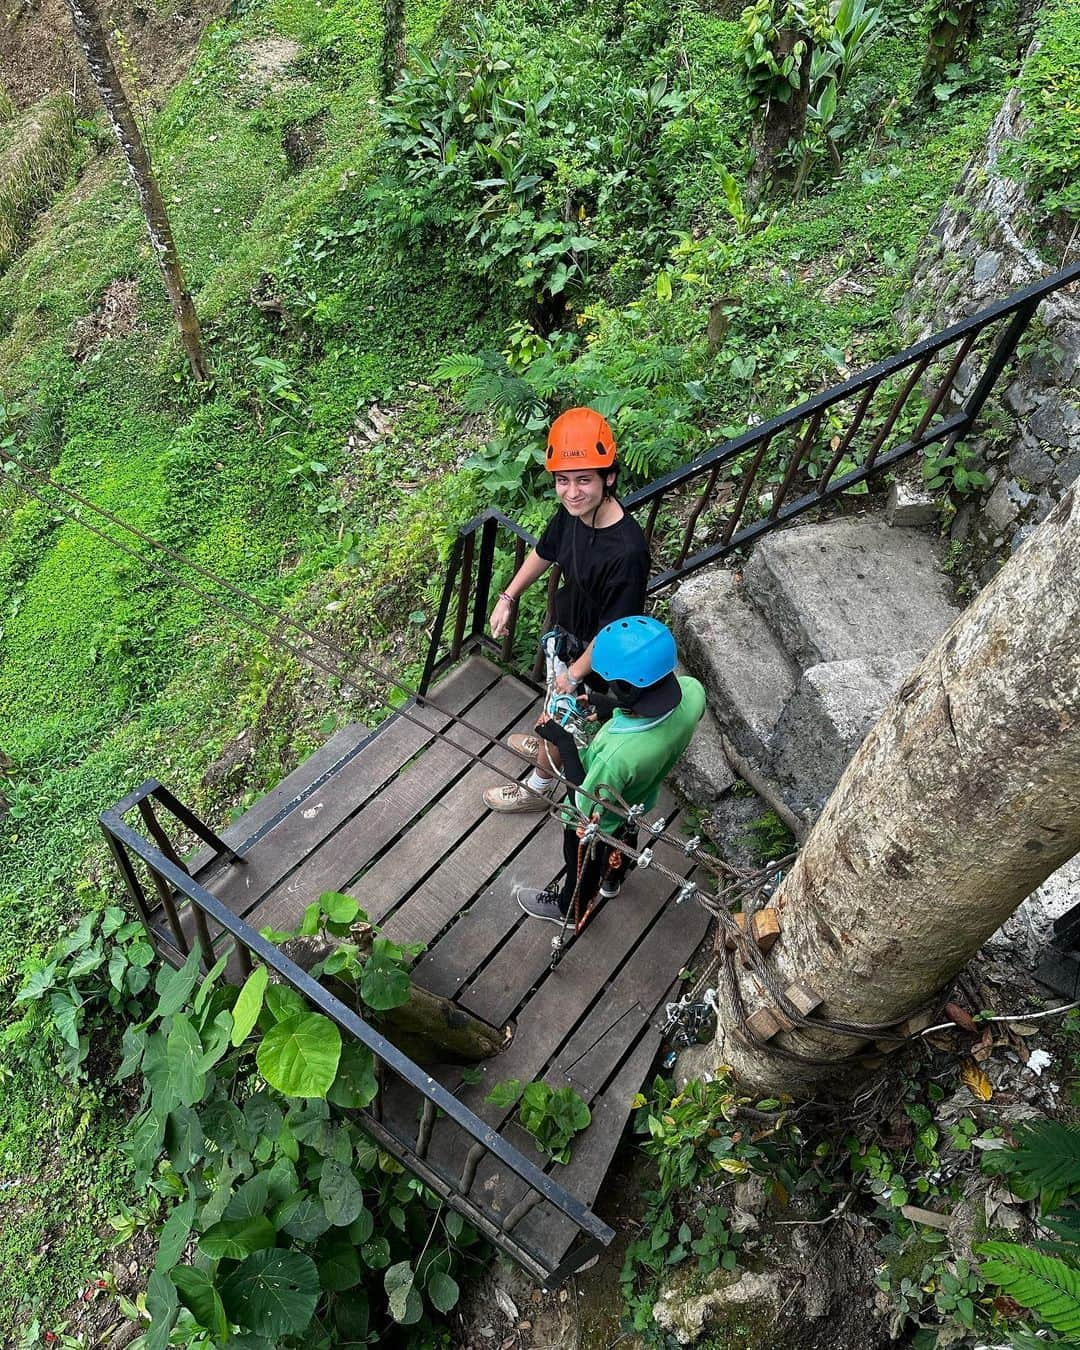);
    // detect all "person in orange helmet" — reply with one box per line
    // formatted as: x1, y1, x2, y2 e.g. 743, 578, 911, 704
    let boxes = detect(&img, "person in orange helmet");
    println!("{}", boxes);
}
483, 407, 650, 812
